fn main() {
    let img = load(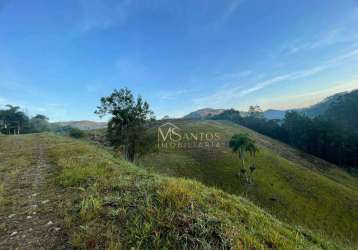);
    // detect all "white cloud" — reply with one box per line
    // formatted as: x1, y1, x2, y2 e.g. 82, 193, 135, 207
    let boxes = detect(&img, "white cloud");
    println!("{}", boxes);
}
156, 89, 197, 100
0, 81, 40, 95
193, 48, 358, 109
85, 82, 104, 93
303, 29, 343, 49
326, 48, 358, 65
78, 0, 133, 33
239, 74, 291, 96
281, 28, 358, 55
0, 97, 68, 122
0, 96, 6, 106
212, 0, 243, 28
220, 0, 242, 22
115, 58, 146, 73
217, 70, 252, 80
292, 66, 325, 78
228, 66, 325, 97
261, 79, 358, 110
